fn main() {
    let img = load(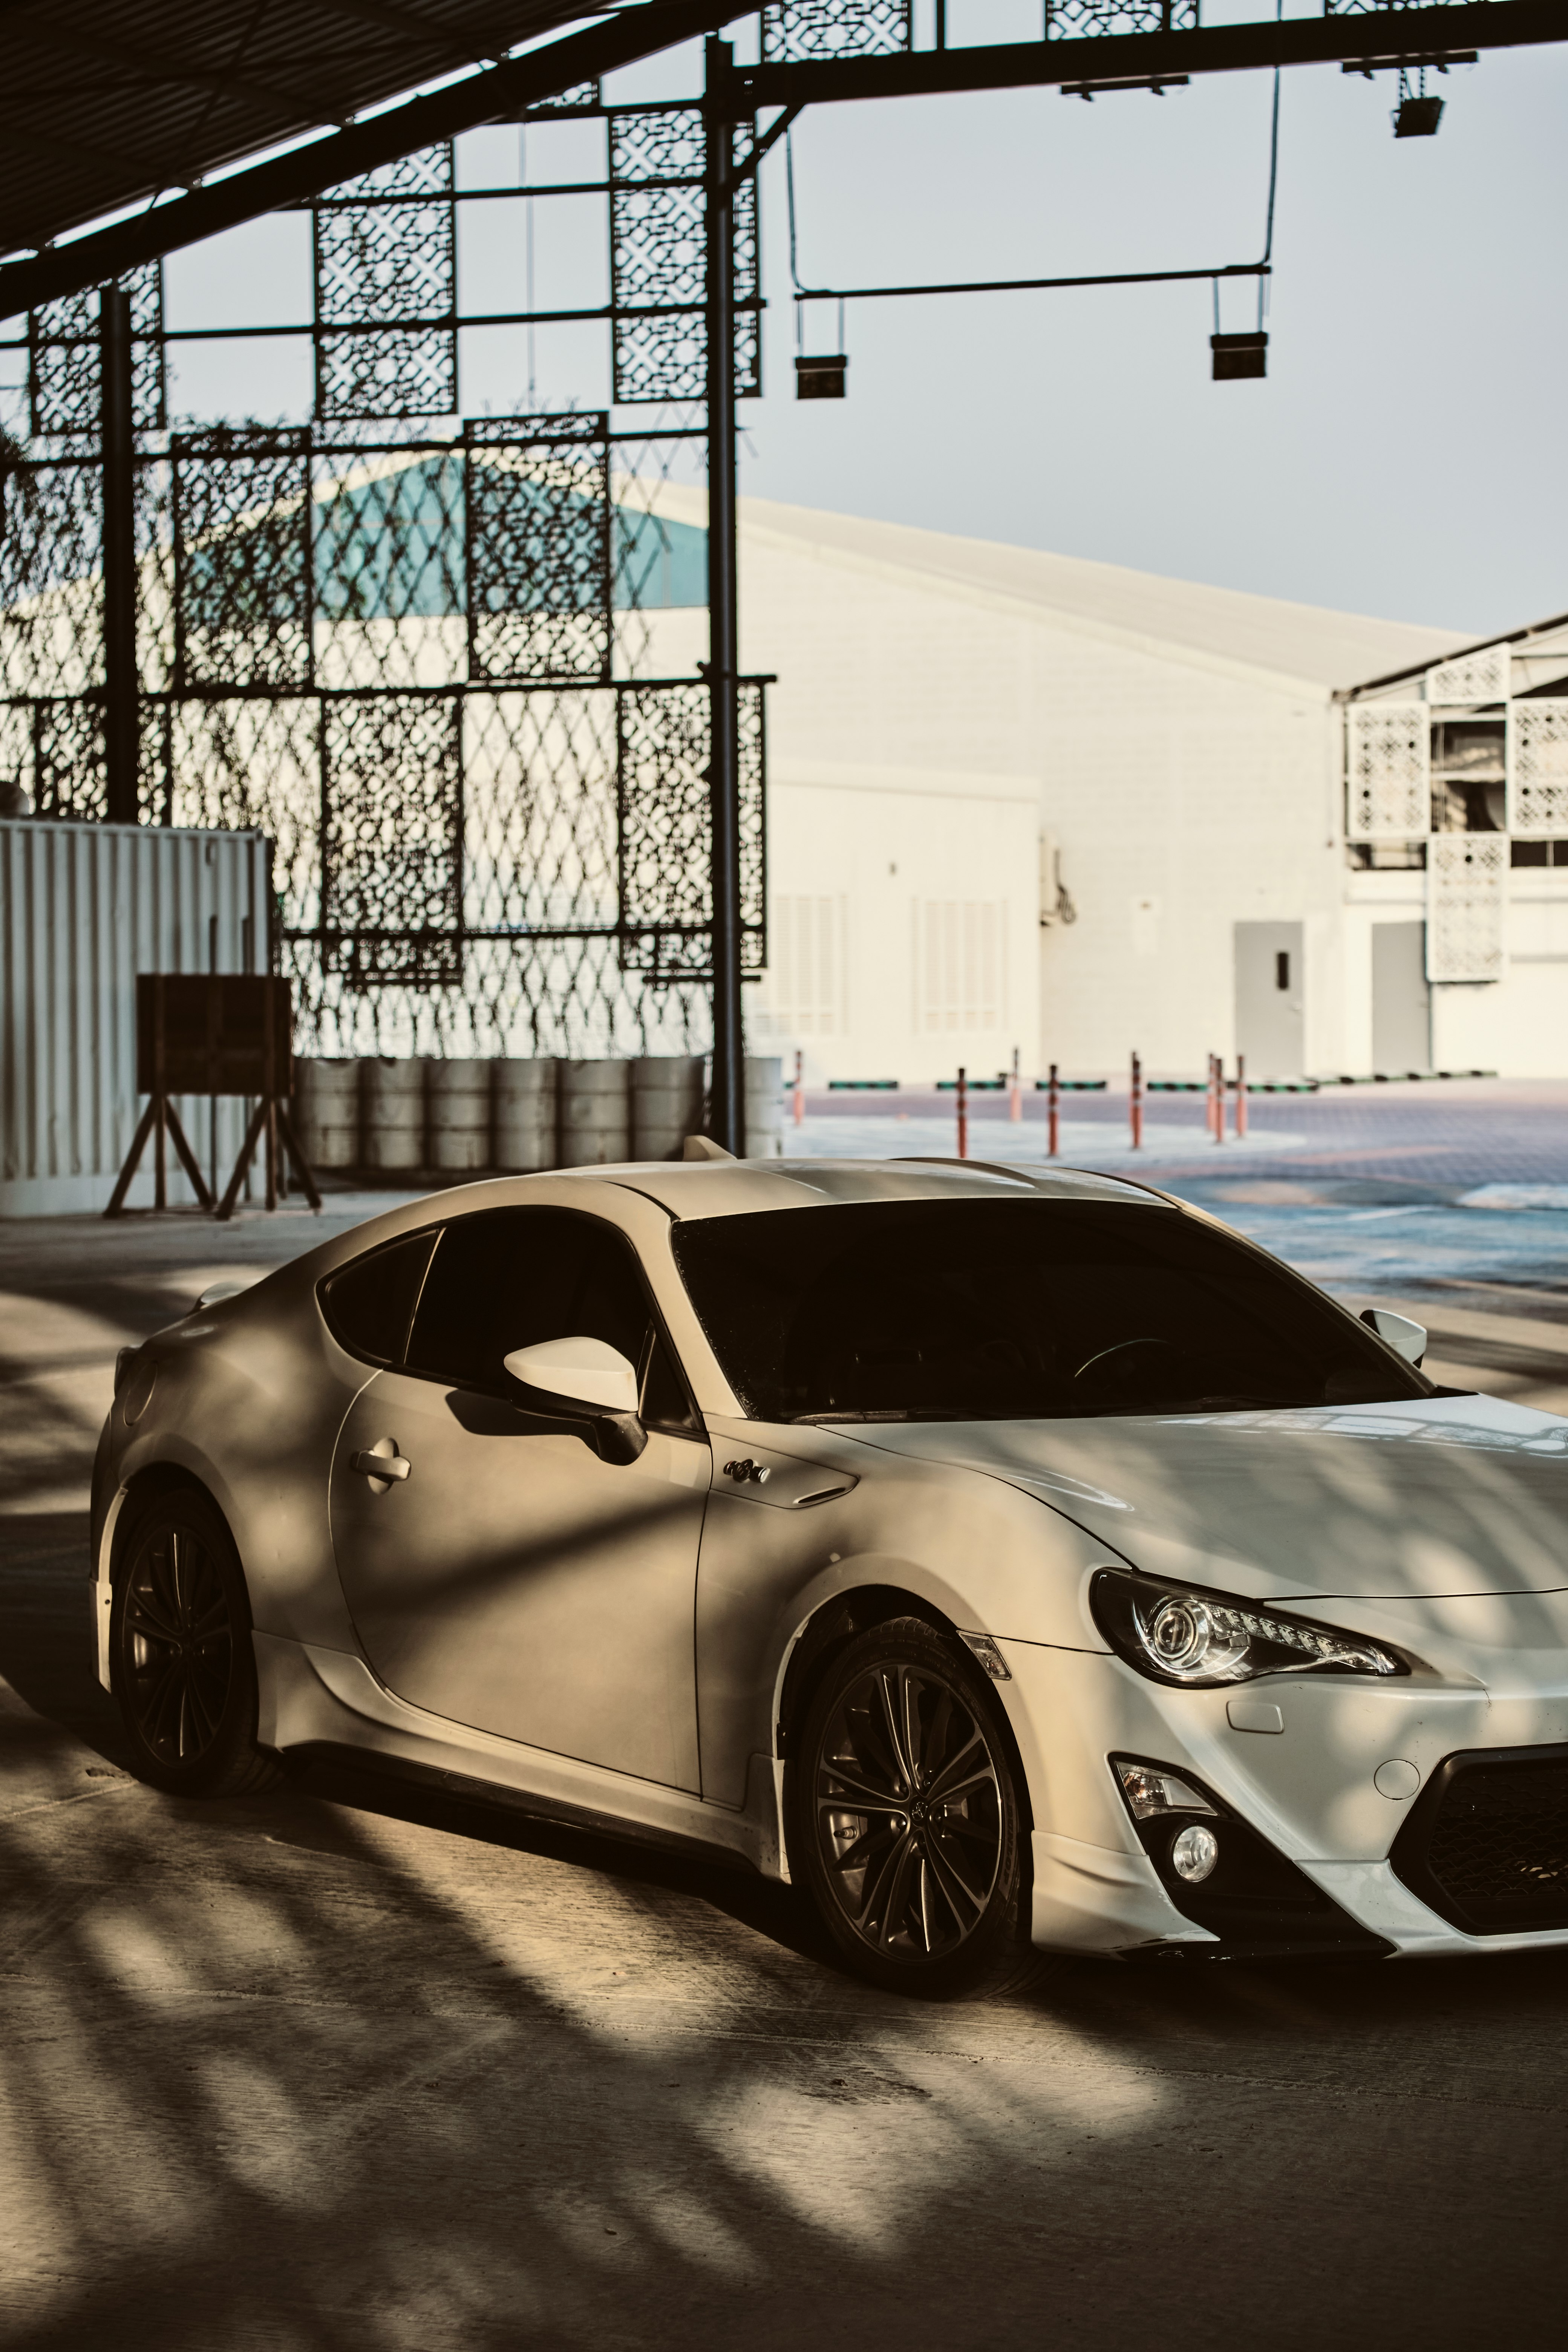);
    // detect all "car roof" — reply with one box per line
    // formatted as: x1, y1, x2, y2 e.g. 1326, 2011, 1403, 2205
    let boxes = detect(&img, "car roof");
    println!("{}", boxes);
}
604, 1158, 1167, 1220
